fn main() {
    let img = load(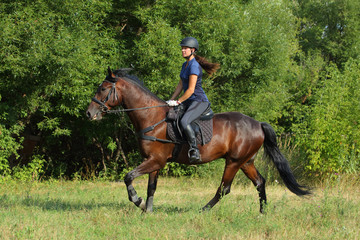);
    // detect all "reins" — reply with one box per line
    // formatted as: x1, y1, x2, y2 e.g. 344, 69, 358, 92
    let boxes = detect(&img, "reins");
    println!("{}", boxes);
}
105, 104, 169, 114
